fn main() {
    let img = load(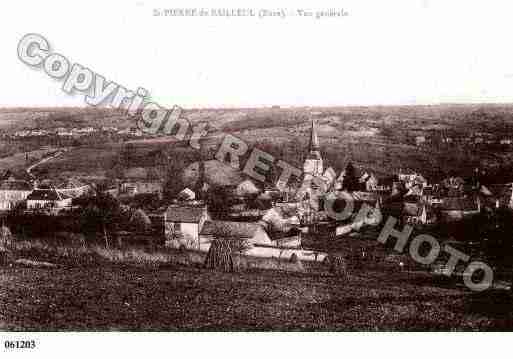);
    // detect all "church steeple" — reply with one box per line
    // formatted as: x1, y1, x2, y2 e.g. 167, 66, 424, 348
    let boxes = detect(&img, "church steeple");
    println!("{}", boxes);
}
303, 118, 323, 176
308, 117, 320, 153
